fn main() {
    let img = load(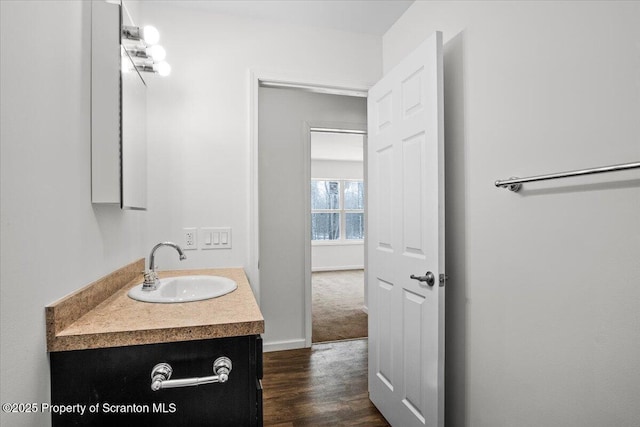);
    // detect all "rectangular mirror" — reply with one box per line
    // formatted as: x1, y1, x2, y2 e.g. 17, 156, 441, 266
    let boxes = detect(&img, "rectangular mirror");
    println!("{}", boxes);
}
121, 48, 147, 209
91, 0, 147, 210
